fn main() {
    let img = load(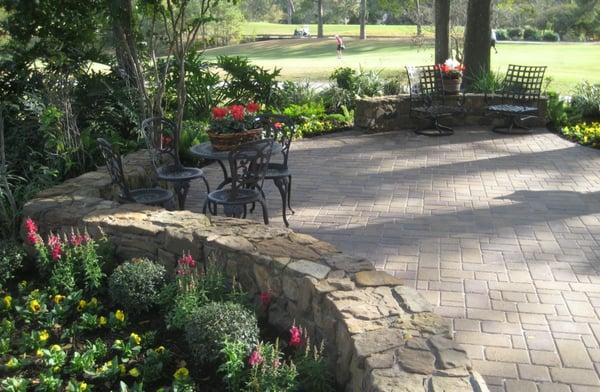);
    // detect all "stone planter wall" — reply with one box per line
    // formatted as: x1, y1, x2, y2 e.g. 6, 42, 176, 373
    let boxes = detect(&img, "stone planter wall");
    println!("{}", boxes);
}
23, 151, 488, 392
355, 93, 548, 132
